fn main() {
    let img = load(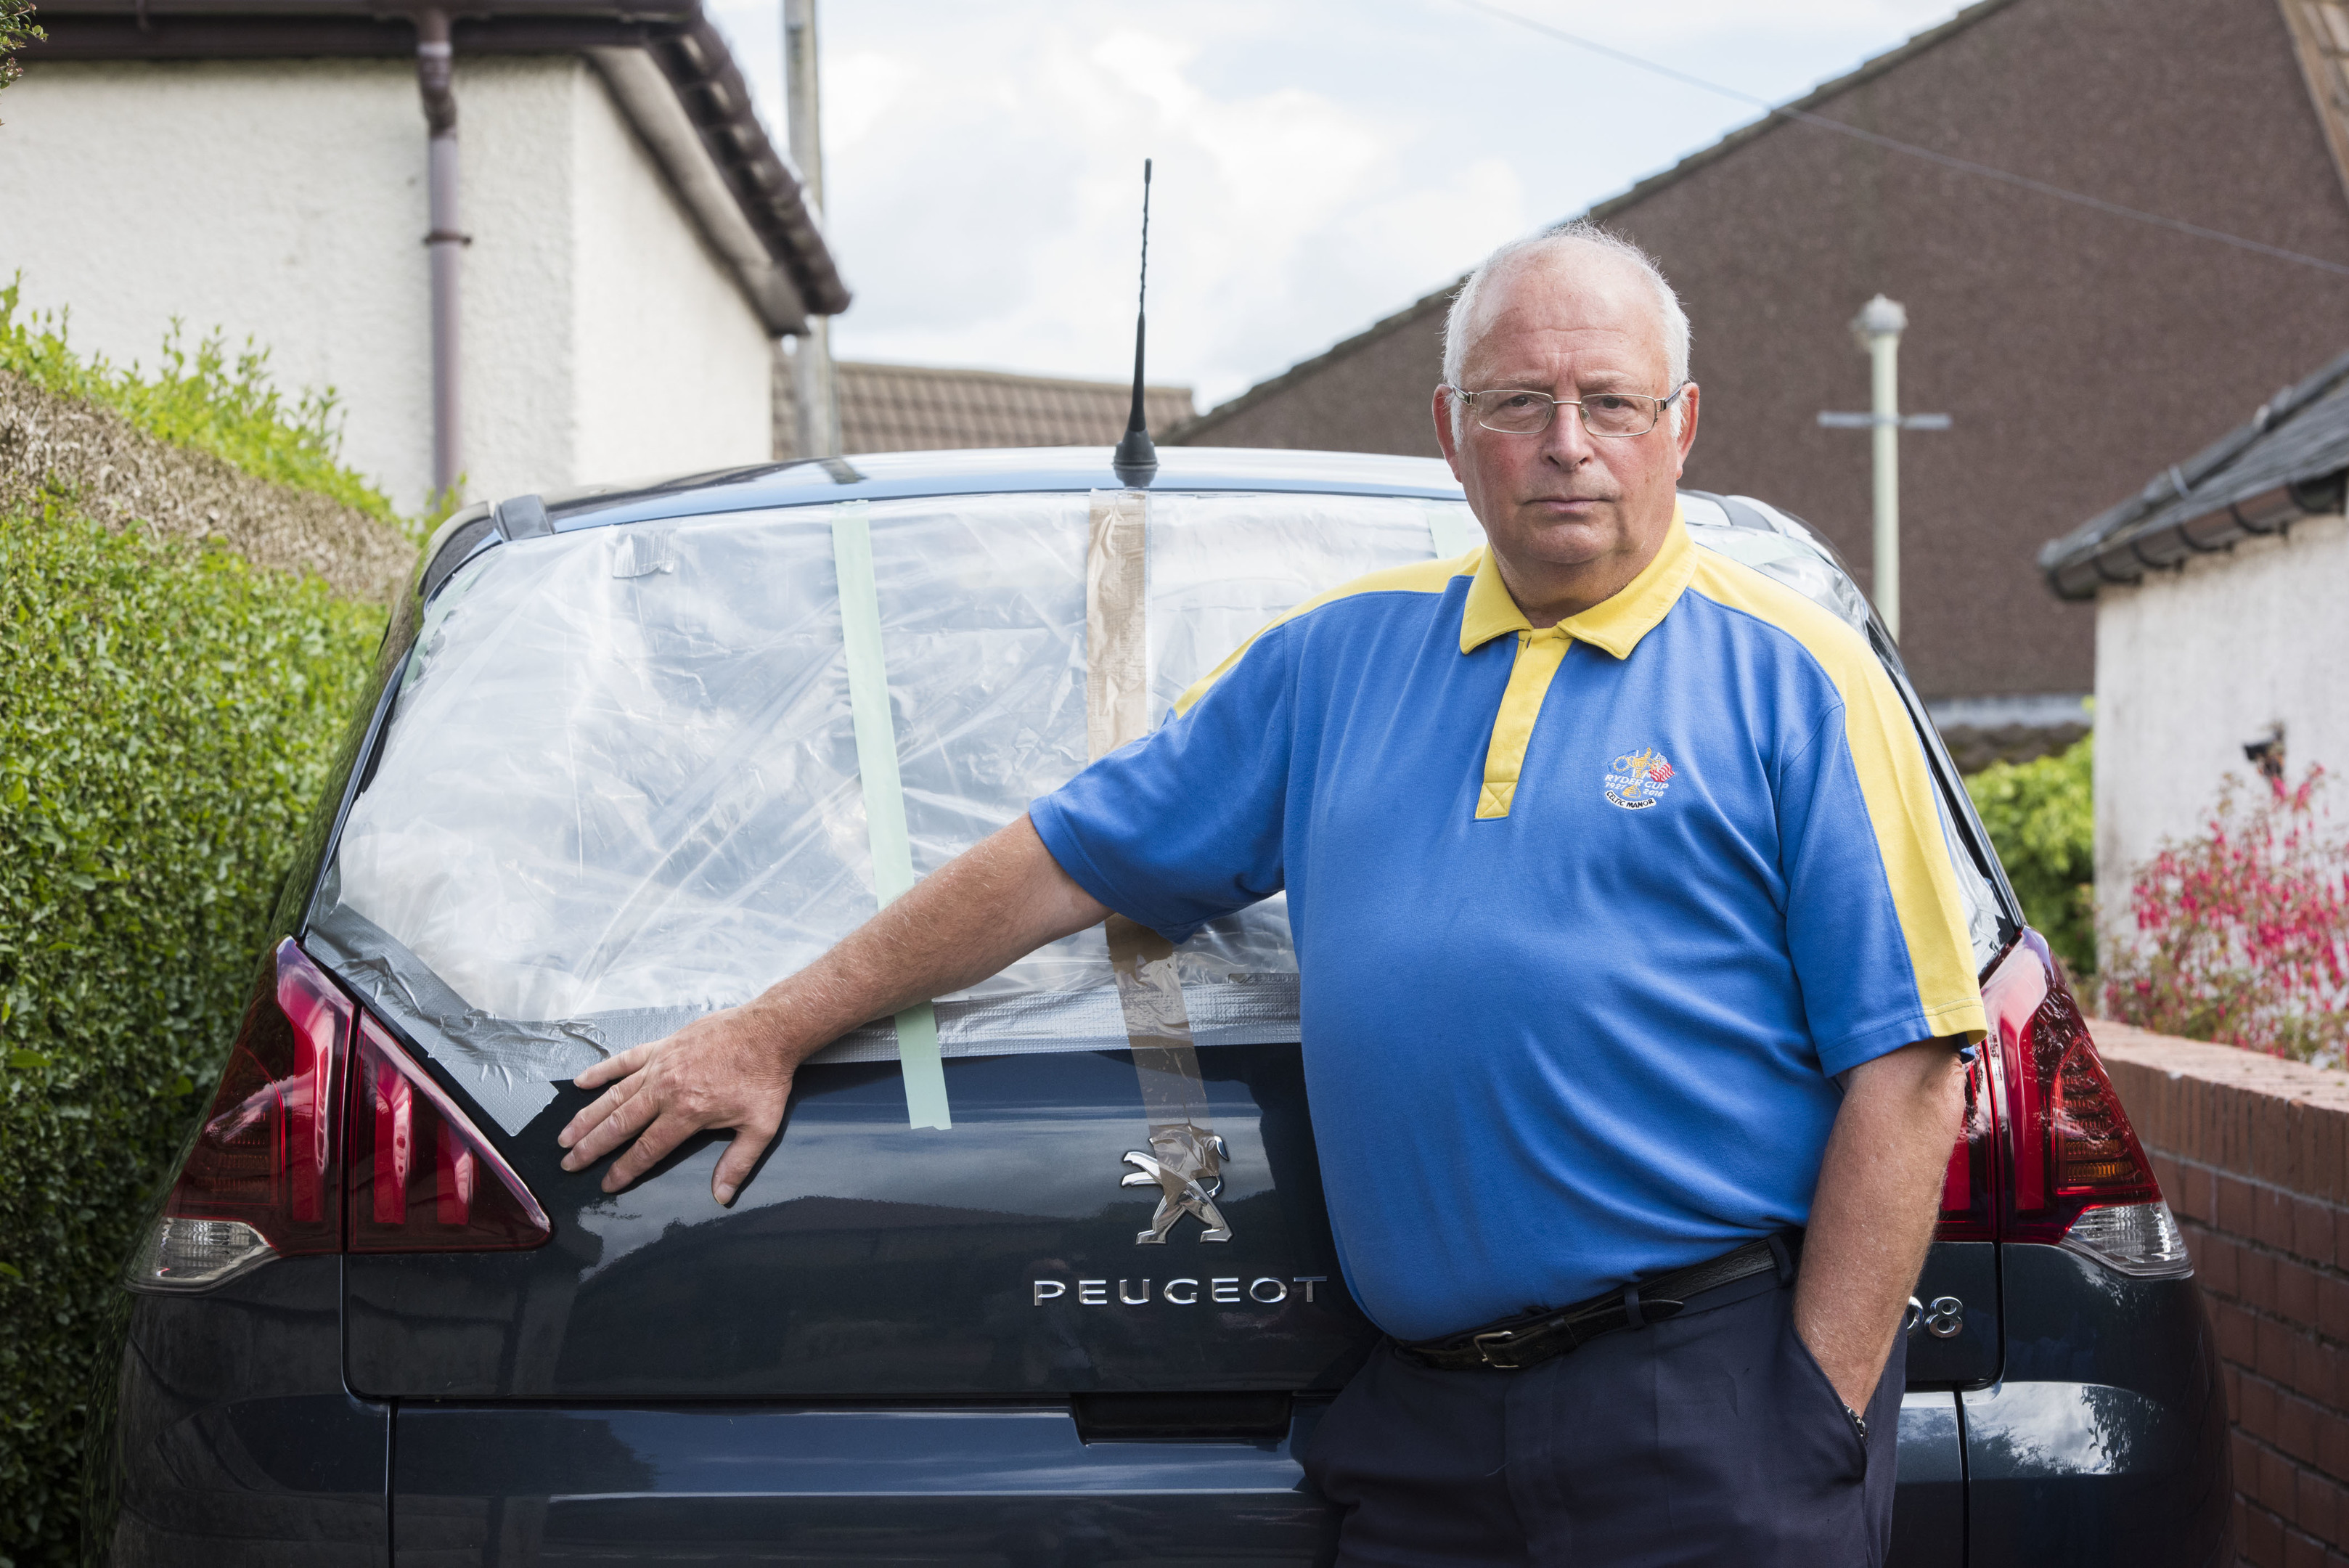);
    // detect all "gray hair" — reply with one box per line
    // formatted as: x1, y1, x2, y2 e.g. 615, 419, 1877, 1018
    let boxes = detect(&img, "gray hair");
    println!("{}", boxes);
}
1440, 220, 1692, 438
